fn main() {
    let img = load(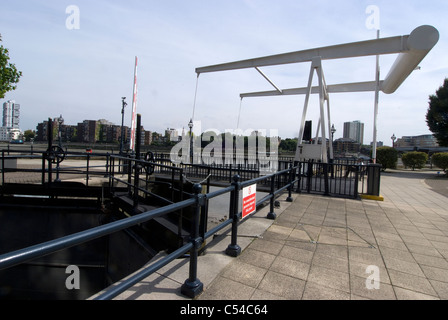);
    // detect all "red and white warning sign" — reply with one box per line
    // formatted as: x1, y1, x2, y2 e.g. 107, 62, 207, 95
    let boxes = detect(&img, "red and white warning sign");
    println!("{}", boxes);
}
242, 184, 257, 219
